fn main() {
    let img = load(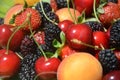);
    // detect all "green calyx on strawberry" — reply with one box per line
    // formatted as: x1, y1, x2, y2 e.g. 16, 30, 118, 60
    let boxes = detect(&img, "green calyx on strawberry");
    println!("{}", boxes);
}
9, 7, 41, 31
